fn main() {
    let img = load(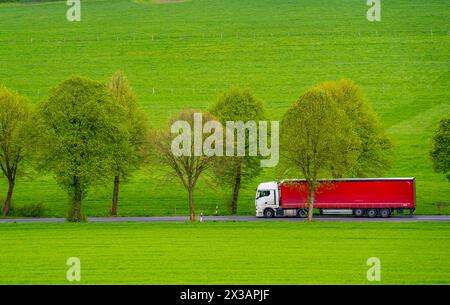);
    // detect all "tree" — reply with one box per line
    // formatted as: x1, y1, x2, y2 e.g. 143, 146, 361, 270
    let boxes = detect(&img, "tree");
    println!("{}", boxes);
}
107, 71, 149, 216
0, 84, 31, 216
430, 118, 450, 182
280, 85, 361, 221
321, 79, 392, 176
36, 76, 127, 221
210, 87, 267, 214
150, 110, 216, 221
